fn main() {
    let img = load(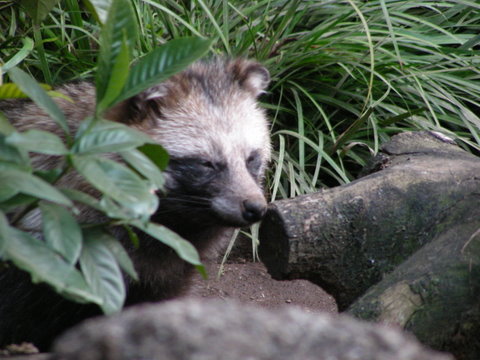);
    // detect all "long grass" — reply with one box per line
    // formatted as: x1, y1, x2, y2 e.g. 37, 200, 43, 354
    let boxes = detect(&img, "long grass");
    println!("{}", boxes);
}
1, 0, 479, 199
